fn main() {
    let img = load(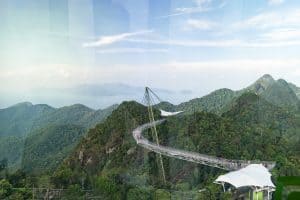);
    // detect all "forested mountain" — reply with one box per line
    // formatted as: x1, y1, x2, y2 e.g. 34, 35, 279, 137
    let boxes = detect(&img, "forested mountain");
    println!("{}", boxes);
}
31, 104, 118, 131
244, 74, 275, 94
0, 103, 118, 171
176, 88, 236, 115
22, 124, 86, 174
289, 82, 300, 99
0, 102, 55, 137
0, 136, 24, 170
0, 103, 118, 137
244, 75, 300, 110
1, 74, 299, 199
53, 94, 299, 199
154, 101, 177, 111
173, 74, 300, 115
222, 92, 296, 130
